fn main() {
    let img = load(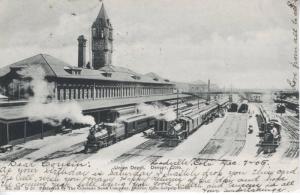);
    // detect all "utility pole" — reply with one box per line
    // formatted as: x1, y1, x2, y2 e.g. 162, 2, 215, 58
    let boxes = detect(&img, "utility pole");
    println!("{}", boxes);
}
176, 89, 179, 119
229, 84, 233, 102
